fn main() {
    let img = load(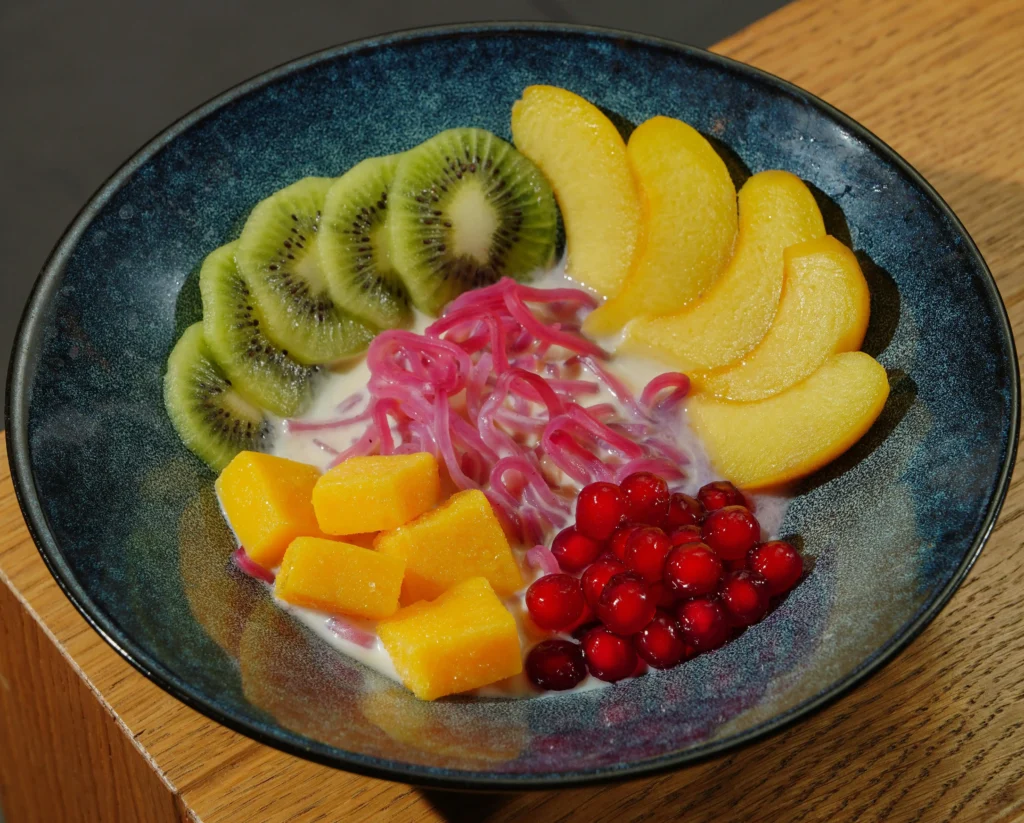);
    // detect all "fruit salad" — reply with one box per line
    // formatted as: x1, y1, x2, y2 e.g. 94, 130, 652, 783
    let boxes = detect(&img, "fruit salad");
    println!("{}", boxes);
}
165, 85, 890, 701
